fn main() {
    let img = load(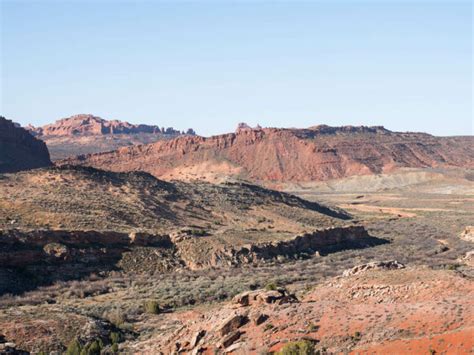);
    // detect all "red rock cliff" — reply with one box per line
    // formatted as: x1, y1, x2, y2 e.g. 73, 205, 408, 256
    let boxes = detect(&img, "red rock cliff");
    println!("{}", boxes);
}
27, 114, 192, 136
0, 116, 52, 173
61, 124, 474, 183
